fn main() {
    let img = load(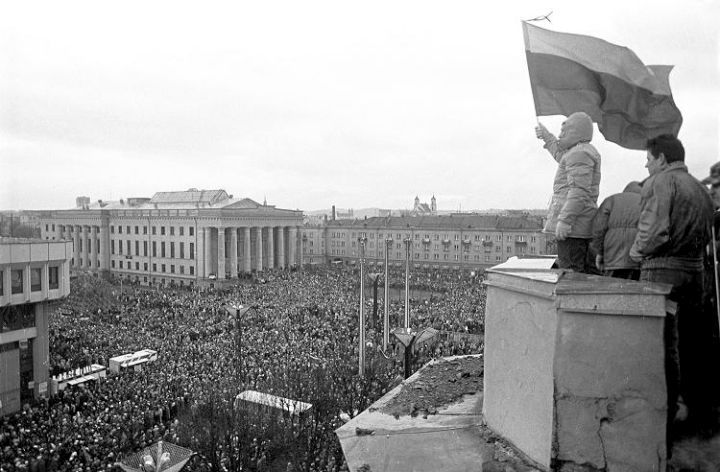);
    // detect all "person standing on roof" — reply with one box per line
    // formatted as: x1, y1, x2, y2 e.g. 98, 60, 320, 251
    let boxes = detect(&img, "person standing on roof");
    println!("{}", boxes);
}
536, 112, 602, 272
